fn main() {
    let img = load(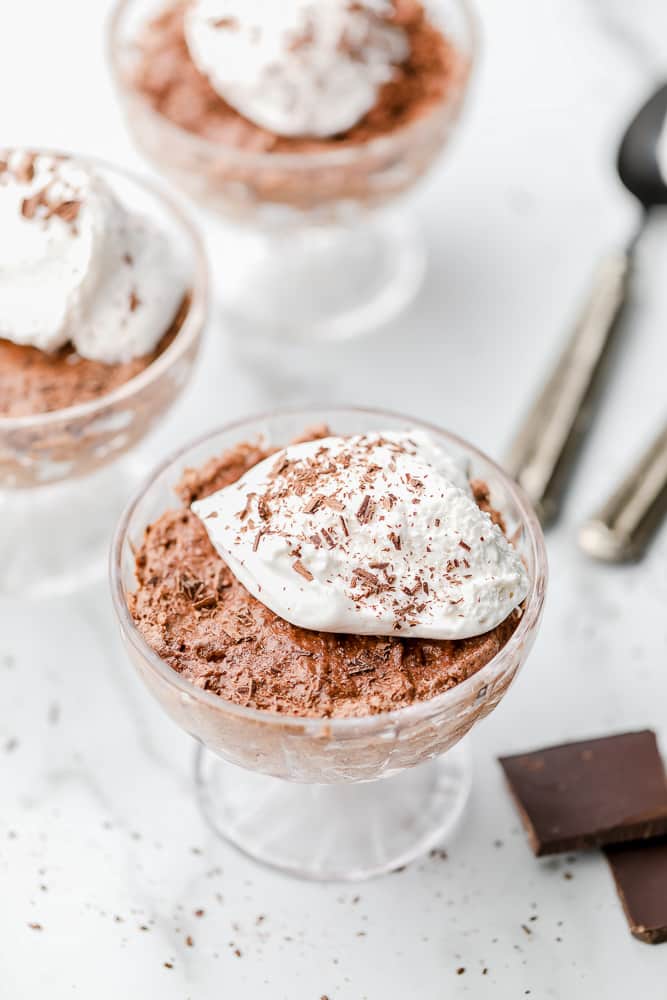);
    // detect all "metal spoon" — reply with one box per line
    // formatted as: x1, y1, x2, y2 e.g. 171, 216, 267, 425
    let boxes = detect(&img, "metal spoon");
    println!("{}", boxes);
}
505, 82, 667, 527
579, 421, 667, 562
